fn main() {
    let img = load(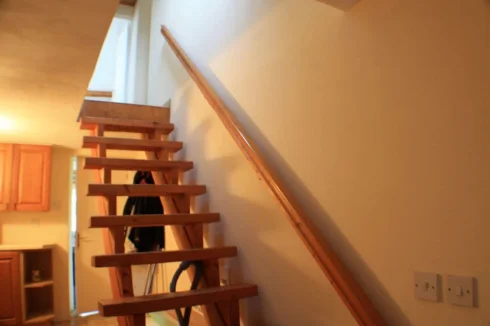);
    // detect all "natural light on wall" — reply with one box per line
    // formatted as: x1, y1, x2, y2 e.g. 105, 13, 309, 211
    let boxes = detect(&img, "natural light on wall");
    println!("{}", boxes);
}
0, 116, 15, 131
